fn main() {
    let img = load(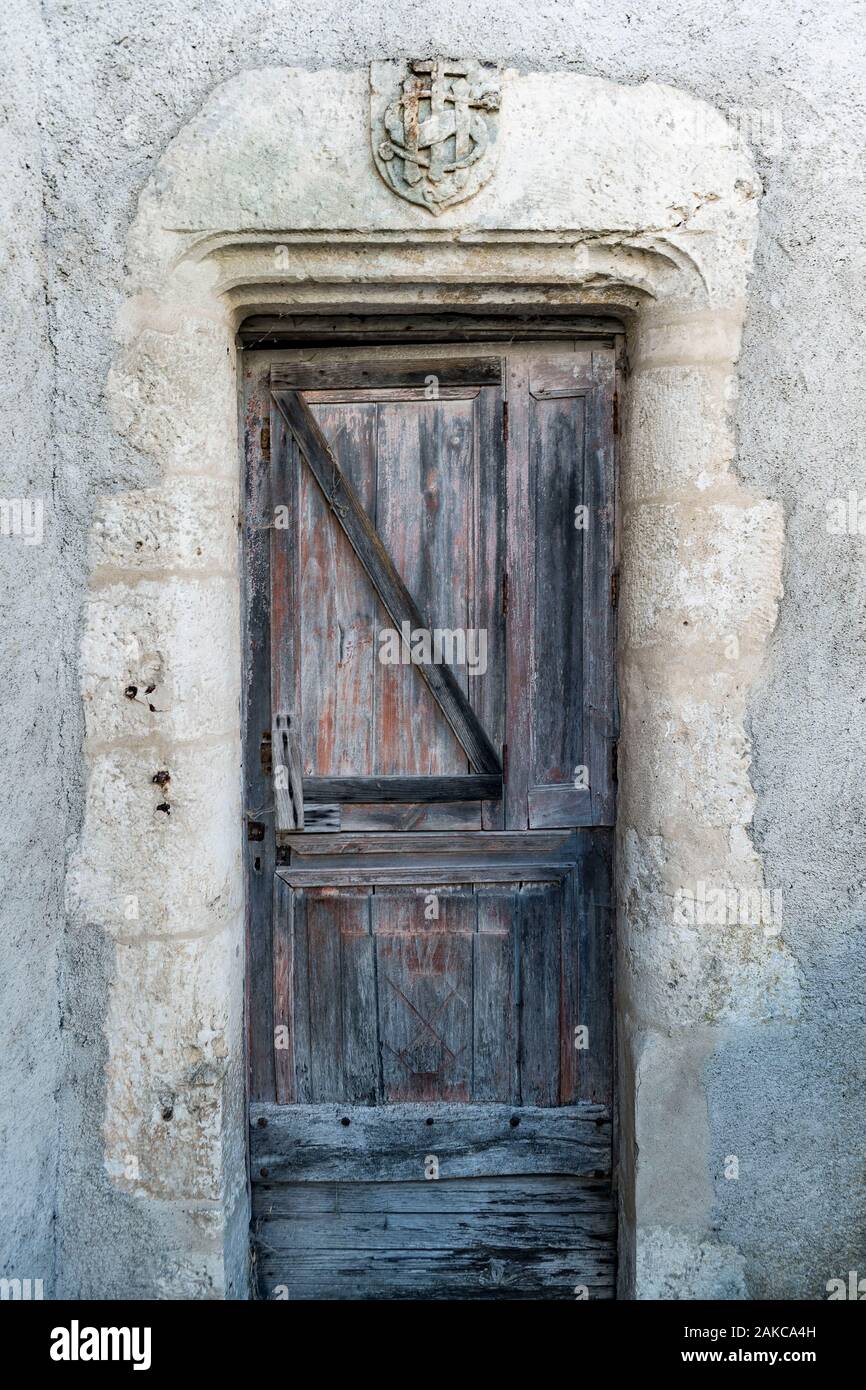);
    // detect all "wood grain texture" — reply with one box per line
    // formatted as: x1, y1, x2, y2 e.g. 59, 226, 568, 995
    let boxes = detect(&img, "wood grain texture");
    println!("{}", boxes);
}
270, 405, 303, 832
504, 356, 532, 829
584, 348, 617, 826
254, 1245, 614, 1300
300, 401, 378, 777
520, 352, 616, 829
373, 394, 472, 774
531, 390, 586, 786
270, 867, 598, 1108
240, 313, 624, 346
251, 1102, 611, 1182
271, 358, 502, 390
277, 863, 567, 887
253, 1174, 613, 1215
242, 363, 277, 1101
272, 386, 502, 778
373, 887, 475, 1102
339, 803, 482, 831
475, 378, 507, 827
280, 831, 574, 856
528, 784, 594, 827
302, 774, 501, 803
272, 875, 295, 1104
575, 830, 615, 1107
